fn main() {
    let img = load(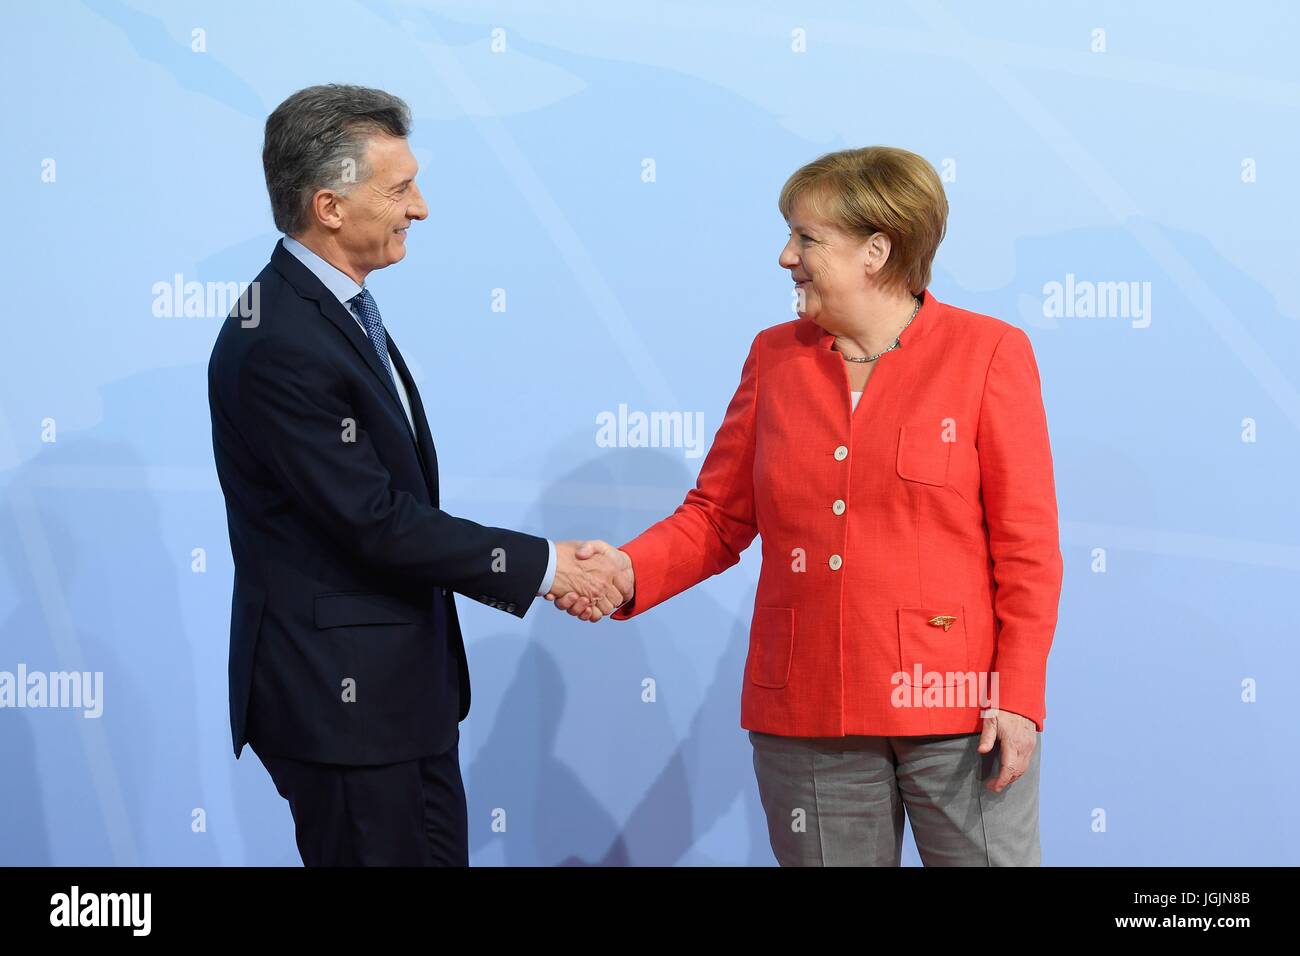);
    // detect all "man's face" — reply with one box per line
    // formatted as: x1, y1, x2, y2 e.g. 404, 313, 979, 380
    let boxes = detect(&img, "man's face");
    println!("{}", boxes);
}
335, 133, 428, 274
